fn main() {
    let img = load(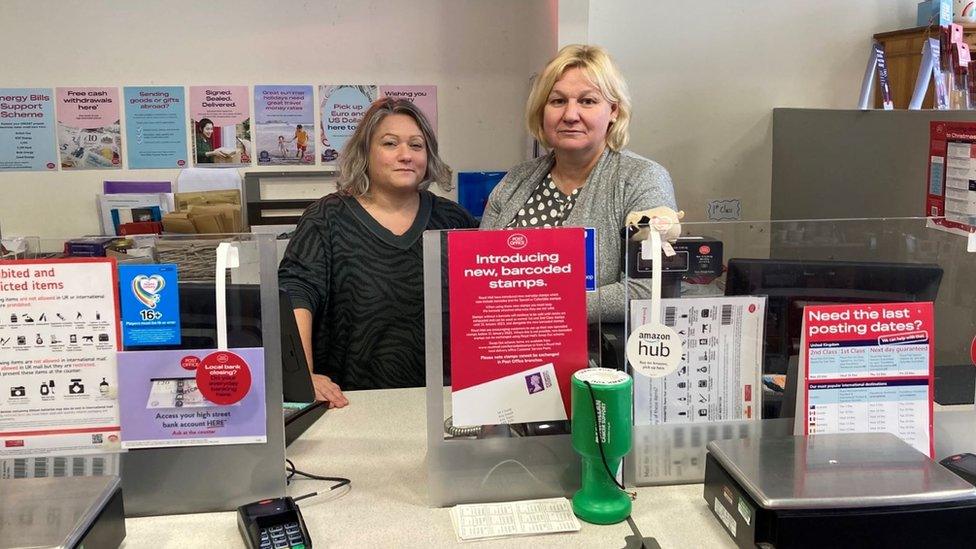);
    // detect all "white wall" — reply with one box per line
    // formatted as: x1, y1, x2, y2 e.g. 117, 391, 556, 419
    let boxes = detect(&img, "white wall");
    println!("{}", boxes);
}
586, 0, 918, 221
0, 0, 557, 238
